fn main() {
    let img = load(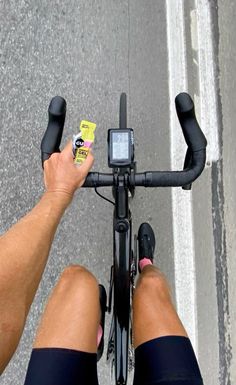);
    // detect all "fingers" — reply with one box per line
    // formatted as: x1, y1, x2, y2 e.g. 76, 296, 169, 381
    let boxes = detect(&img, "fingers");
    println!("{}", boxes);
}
62, 138, 94, 173
77, 151, 94, 179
